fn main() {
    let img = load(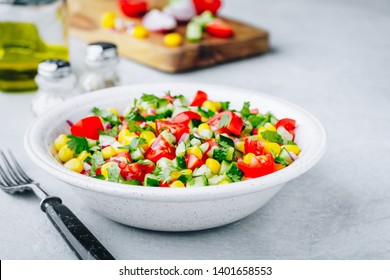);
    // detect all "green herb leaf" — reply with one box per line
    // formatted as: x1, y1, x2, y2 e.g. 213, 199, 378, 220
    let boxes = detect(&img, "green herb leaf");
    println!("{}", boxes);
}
99, 125, 119, 137
107, 164, 121, 182
226, 163, 244, 182
124, 107, 145, 122
240, 102, 251, 118
275, 156, 289, 166
198, 106, 215, 118
67, 135, 89, 155
247, 114, 265, 127
260, 130, 284, 145
127, 120, 143, 132
119, 137, 147, 151
220, 101, 230, 111
90, 153, 104, 176
287, 140, 297, 145
218, 113, 232, 128
92, 107, 120, 126
141, 94, 159, 103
